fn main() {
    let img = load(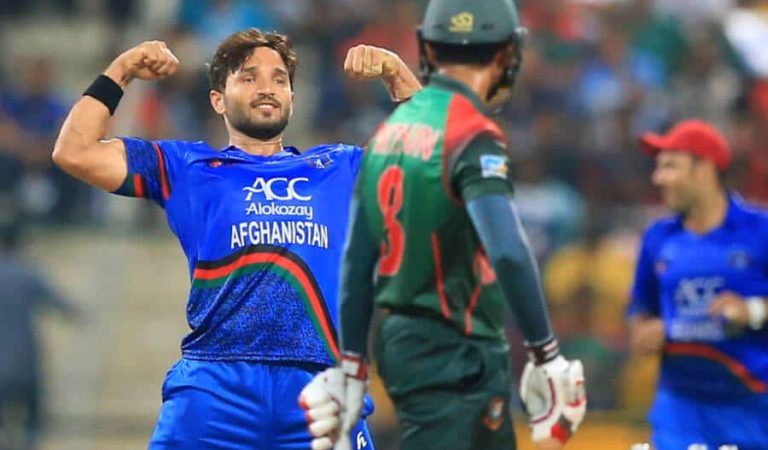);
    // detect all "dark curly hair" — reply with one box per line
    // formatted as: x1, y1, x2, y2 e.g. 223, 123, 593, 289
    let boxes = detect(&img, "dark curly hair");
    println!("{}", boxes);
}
209, 28, 298, 92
